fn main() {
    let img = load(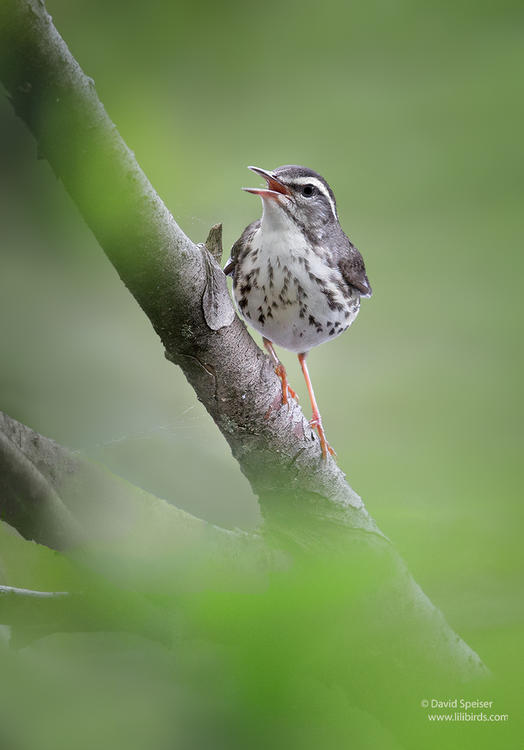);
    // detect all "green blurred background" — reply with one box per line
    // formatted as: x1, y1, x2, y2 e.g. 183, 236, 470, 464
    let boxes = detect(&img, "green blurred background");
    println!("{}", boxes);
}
1, 0, 523, 746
